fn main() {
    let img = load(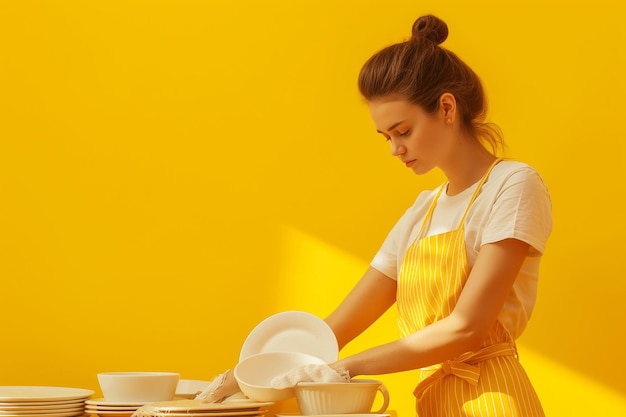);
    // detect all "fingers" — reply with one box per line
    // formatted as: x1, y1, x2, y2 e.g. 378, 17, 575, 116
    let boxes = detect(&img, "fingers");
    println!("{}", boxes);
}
218, 370, 241, 398
195, 370, 241, 403
270, 364, 350, 389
